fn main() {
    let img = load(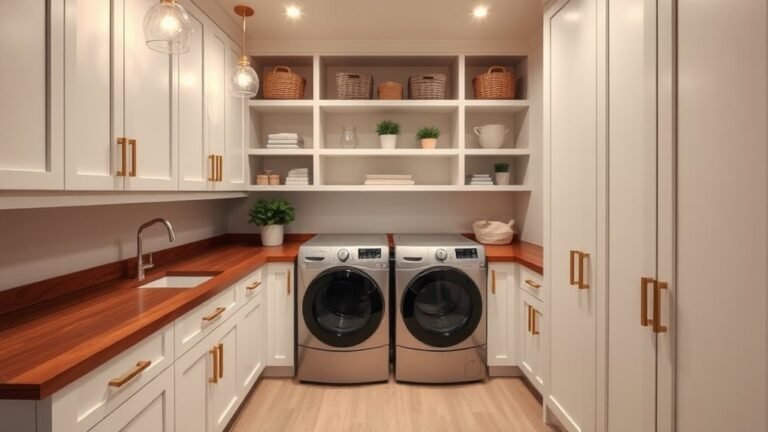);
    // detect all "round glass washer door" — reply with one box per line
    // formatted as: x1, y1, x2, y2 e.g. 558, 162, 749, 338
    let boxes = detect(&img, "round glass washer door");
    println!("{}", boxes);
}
401, 267, 482, 348
303, 267, 385, 347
